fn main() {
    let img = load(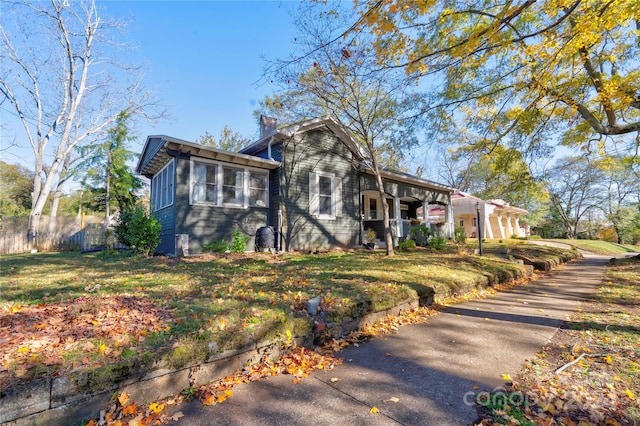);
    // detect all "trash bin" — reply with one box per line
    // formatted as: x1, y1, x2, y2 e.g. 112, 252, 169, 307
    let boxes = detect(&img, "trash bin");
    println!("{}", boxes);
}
255, 226, 274, 251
